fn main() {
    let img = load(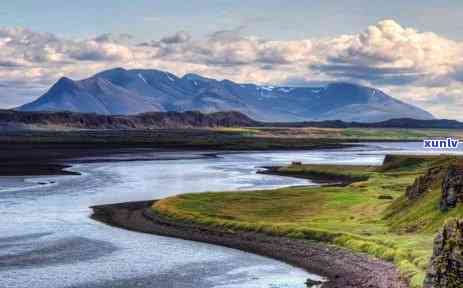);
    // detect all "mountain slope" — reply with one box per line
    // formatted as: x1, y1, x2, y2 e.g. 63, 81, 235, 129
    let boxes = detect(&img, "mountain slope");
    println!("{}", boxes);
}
18, 68, 434, 122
